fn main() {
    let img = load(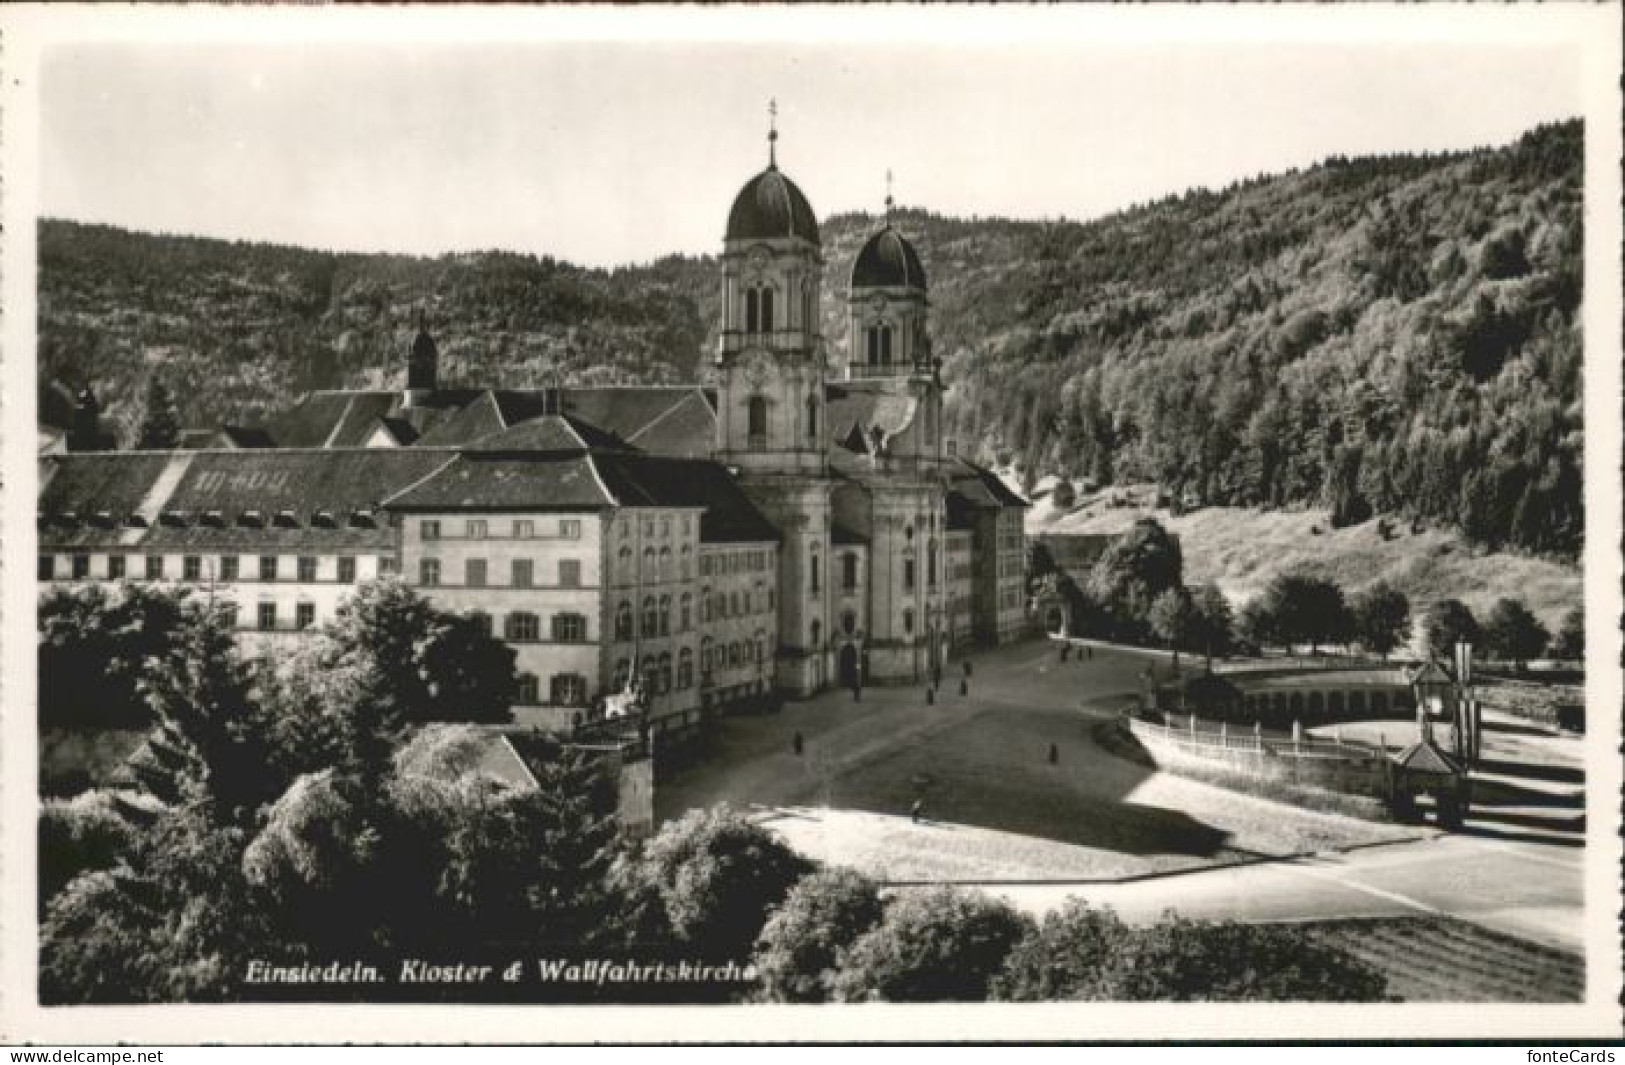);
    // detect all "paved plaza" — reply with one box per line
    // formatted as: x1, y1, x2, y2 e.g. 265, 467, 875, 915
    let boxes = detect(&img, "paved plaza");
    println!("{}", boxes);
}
656, 638, 1586, 952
